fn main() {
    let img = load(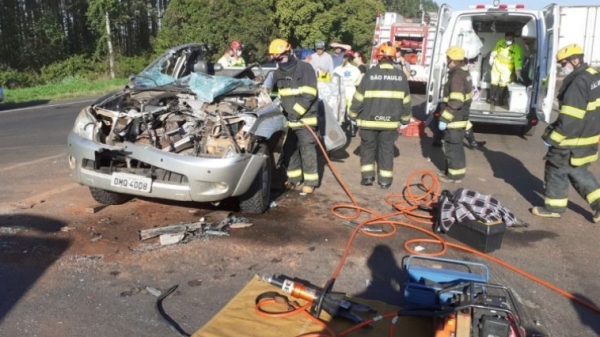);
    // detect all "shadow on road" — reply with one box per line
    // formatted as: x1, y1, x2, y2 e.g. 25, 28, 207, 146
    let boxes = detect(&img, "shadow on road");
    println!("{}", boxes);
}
352, 244, 405, 306
479, 146, 590, 218
571, 293, 600, 336
0, 214, 71, 322
0, 100, 51, 111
